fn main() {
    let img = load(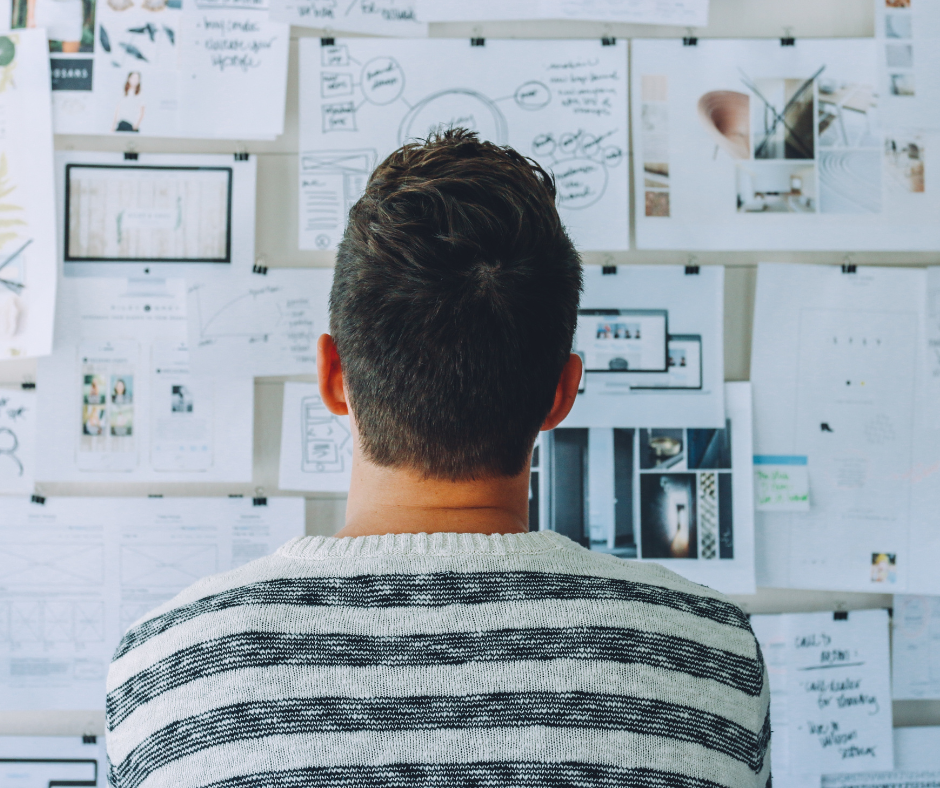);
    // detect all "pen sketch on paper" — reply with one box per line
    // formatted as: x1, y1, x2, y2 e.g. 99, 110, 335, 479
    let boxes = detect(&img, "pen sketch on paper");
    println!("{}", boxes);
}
186, 268, 331, 377
299, 39, 629, 251
279, 382, 353, 492
270, 0, 427, 36
0, 387, 35, 494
